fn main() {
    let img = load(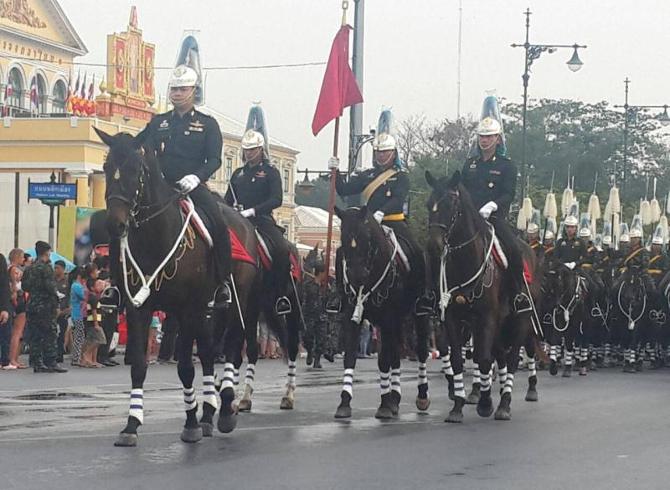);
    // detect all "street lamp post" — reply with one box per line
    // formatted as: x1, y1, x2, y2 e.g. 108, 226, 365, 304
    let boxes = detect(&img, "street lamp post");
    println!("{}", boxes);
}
511, 8, 586, 204
613, 77, 670, 198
